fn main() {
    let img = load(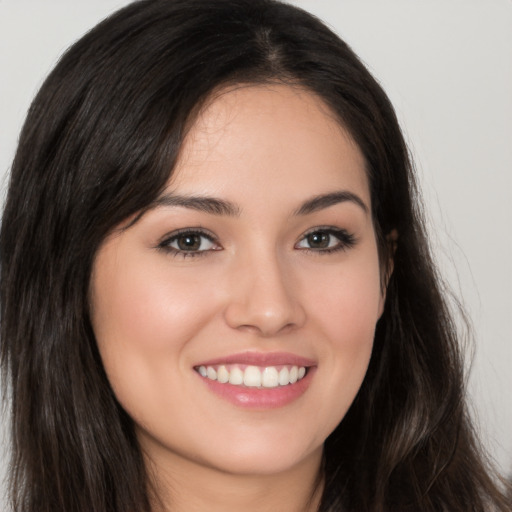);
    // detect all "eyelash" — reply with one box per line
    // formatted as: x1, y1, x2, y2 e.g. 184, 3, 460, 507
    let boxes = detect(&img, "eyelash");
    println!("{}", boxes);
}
157, 226, 356, 259
295, 227, 357, 254
158, 228, 220, 259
